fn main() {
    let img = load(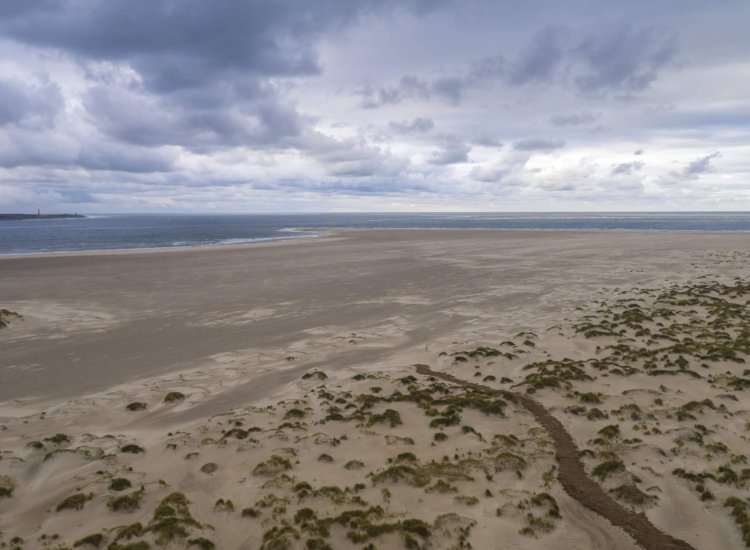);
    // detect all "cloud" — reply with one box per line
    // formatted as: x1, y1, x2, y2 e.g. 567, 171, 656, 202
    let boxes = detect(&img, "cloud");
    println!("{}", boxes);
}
513, 138, 566, 151
77, 141, 178, 173
430, 141, 471, 164
0, 1, 57, 18
0, 127, 77, 168
611, 161, 644, 175
573, 25, 676, 95
430, 77, 465, 104
261, 178, 432, 196
469, 164, 510, 183
0, 2, 408, 86
388, 117, 435, 134
358, 52, 508, 109
550, 112, 599, 127
0, 1, 746, 212
304, 132, 409, 179
0, 1, 436, 153
683, 152, 720, 177
360, 76, 424, 108
83, 82, 304, 151
468, 54, 505, 82
659, 151, 724, 188
358, 23, 677, 110
507, 26, 566, 85
0, 78, 63, 128
472, 135, 502, 147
